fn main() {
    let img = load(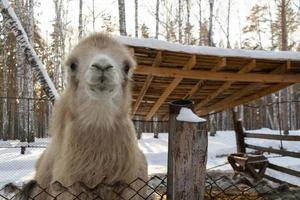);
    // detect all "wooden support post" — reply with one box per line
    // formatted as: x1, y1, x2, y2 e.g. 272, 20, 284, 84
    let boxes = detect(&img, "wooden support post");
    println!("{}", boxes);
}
232, 110, 246, 153
168, 100, 208, 200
